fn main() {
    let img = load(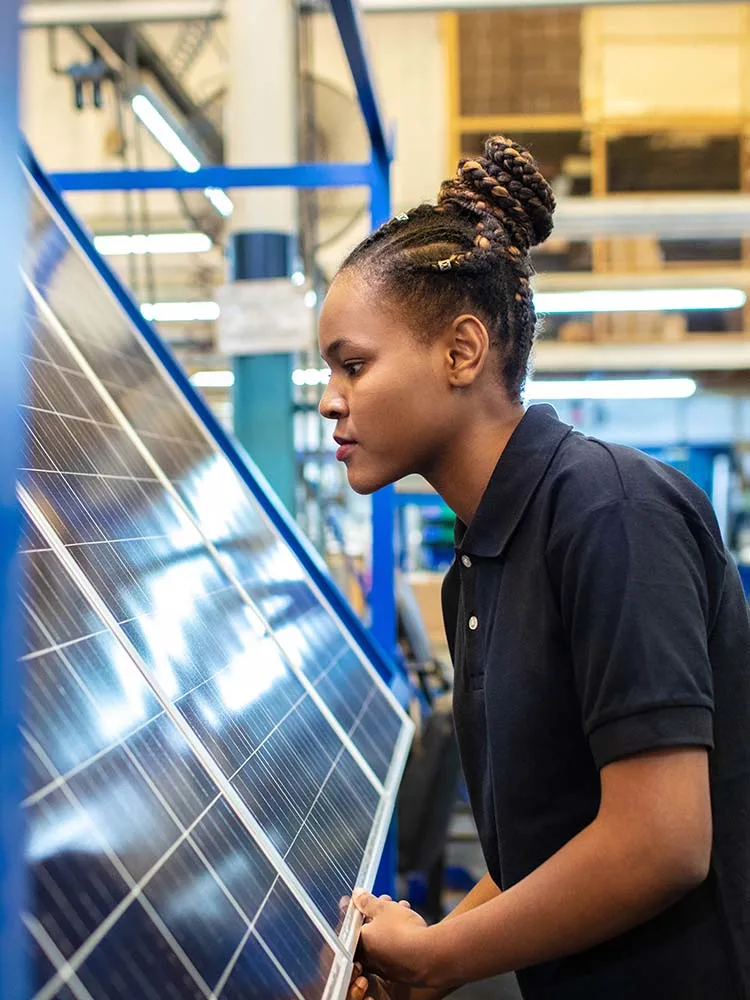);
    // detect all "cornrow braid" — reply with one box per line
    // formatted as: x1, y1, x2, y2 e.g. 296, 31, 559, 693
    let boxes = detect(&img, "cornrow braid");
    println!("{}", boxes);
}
338, 135, 555, 402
